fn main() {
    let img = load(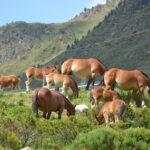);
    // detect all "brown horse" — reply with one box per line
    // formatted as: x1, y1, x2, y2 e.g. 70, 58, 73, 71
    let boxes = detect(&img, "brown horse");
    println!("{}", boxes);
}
90, 86, 121, 108
25, 65, 59, 92
45, 72, 78, 98
104, 68, 150, 107
95, 99, 126, 125
0, 75, 21, 90
31, 88, 75, 119
61, 58, 107, 90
